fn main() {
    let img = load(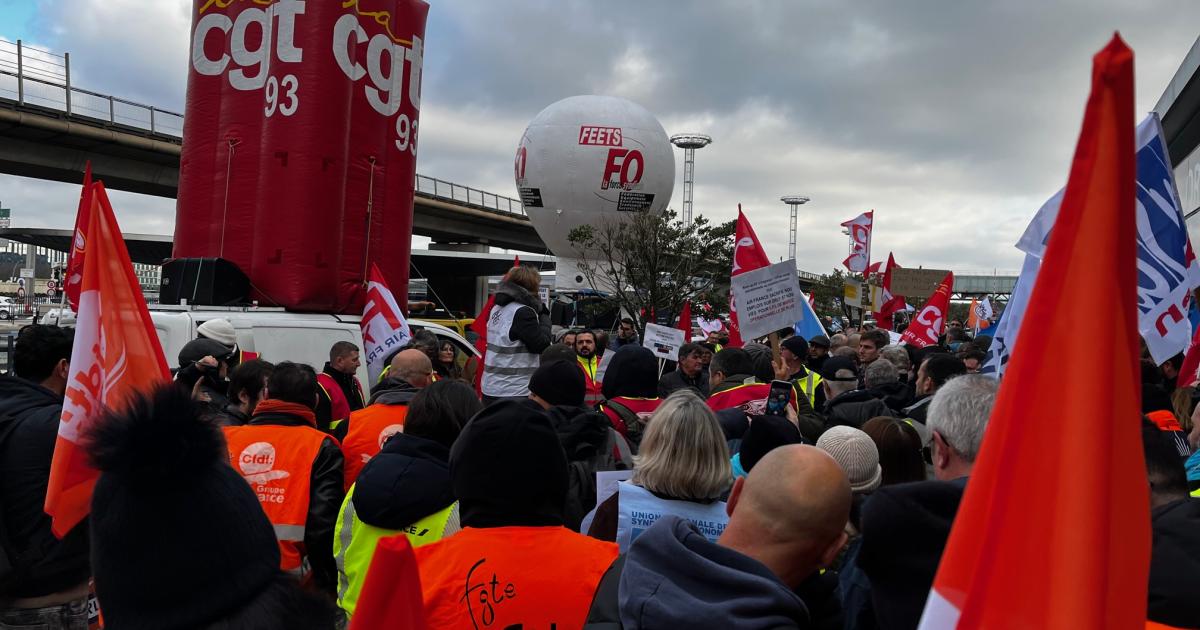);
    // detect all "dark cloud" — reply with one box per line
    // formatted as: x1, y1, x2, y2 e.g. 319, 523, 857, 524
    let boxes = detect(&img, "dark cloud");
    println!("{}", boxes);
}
1, 0, 1196, 274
